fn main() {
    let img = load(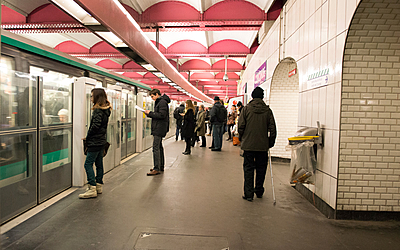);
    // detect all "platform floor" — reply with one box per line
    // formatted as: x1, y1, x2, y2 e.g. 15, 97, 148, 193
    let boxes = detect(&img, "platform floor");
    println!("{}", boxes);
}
1, 136, 400, 250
